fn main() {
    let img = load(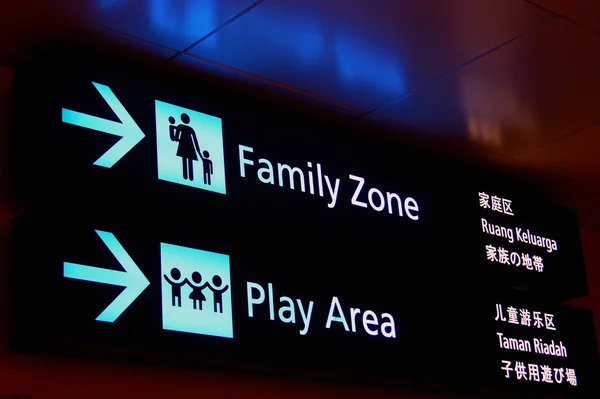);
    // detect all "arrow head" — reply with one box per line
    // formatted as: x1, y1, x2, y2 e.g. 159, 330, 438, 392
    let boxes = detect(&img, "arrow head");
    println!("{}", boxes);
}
61, 82, 145, 168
